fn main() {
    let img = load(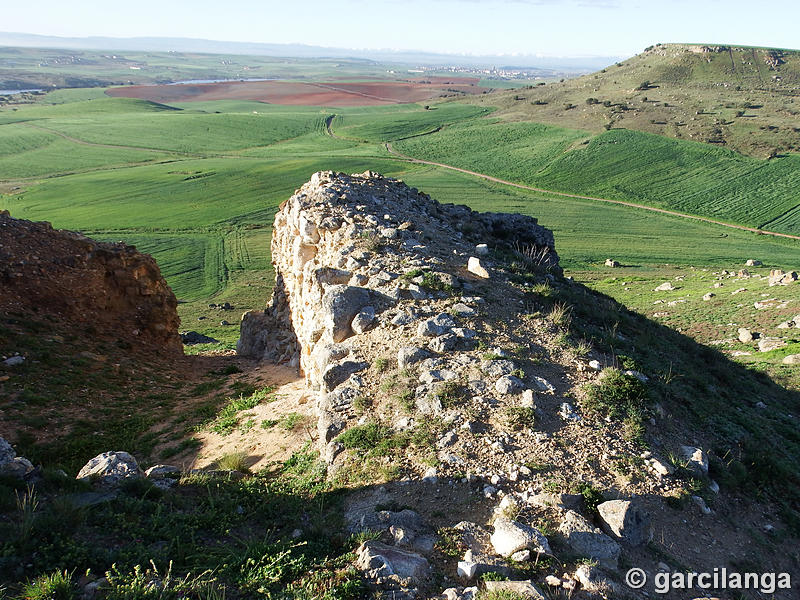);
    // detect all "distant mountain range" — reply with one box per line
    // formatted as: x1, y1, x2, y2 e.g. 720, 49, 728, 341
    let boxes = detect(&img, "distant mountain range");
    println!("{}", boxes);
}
0, 32, 621, 72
